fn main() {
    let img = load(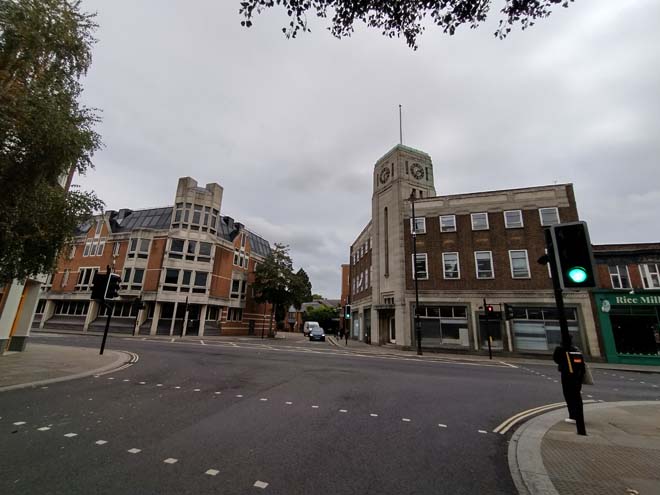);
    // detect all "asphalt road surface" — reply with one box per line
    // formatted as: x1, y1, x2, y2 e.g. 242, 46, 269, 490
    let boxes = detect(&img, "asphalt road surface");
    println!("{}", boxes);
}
2, 332, 659, 495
